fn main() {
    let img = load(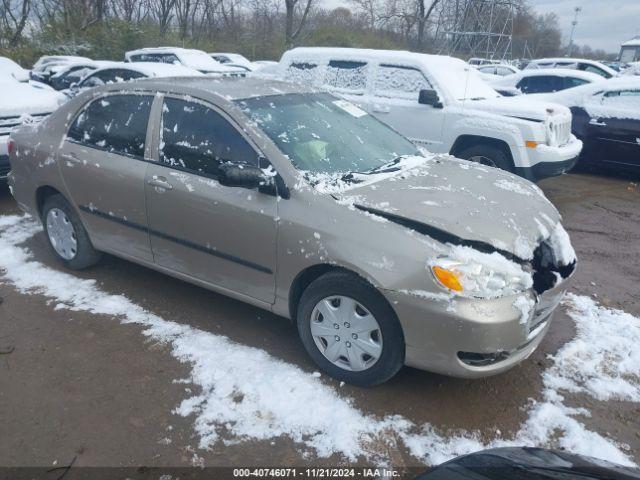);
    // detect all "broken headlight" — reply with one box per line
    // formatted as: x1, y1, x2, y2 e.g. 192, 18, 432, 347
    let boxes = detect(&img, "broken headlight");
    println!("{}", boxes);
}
429, 251, 533, 299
